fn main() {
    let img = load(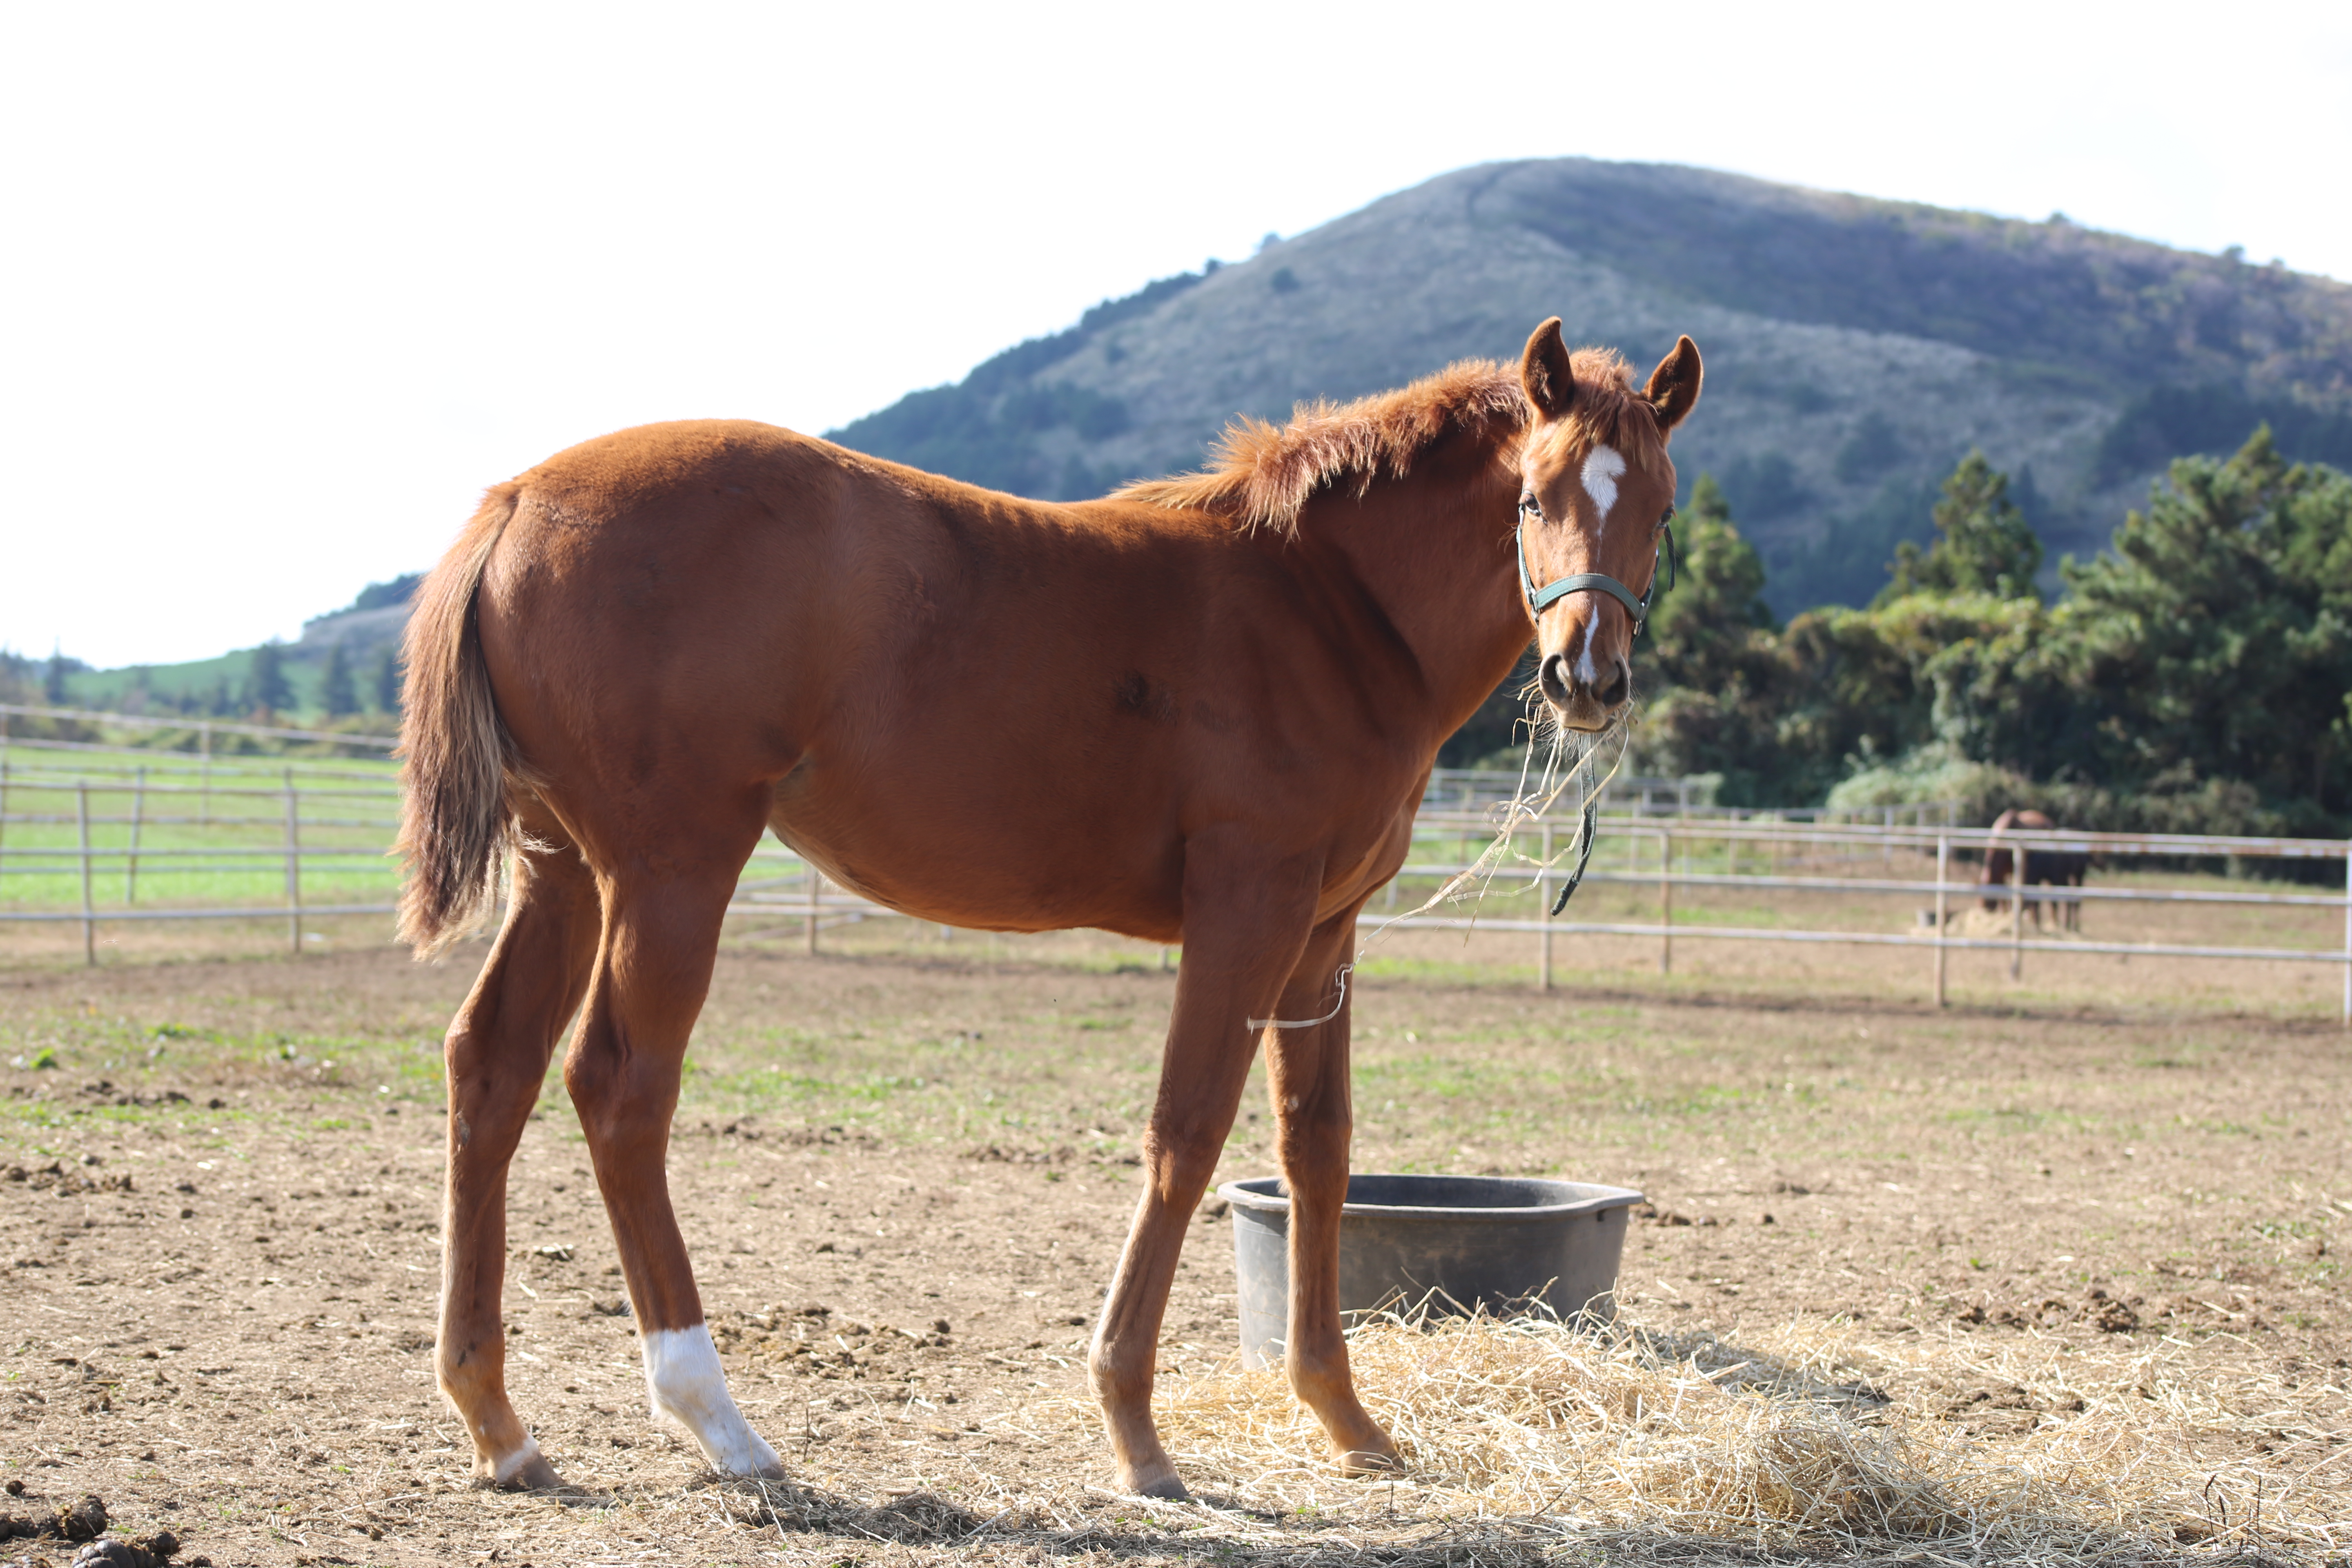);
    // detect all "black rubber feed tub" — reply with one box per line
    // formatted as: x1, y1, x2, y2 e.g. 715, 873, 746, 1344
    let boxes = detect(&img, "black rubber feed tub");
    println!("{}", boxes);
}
1217, 1174, 1644, 1367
